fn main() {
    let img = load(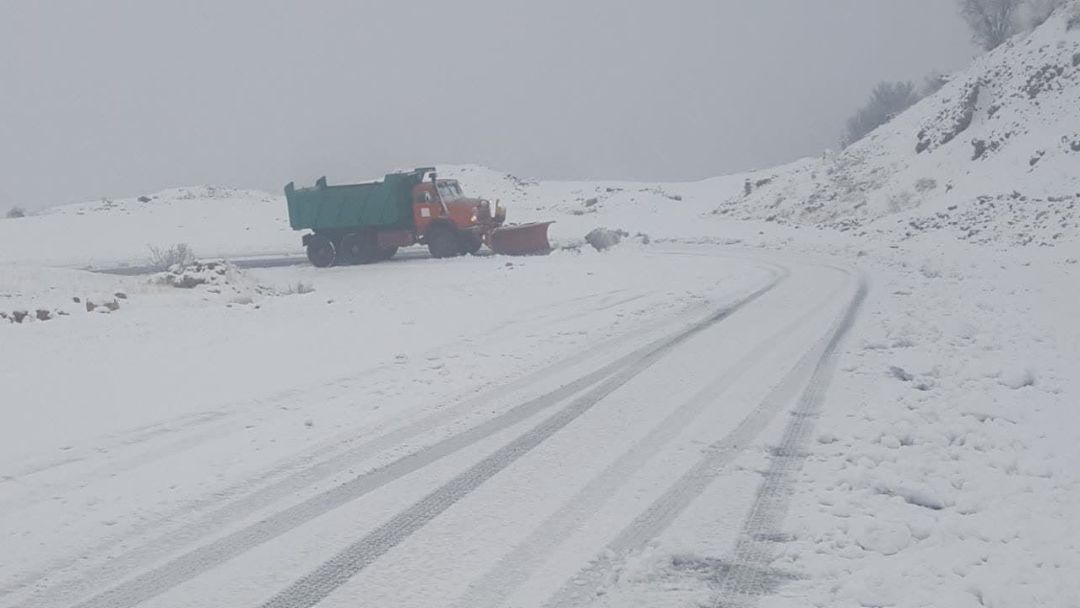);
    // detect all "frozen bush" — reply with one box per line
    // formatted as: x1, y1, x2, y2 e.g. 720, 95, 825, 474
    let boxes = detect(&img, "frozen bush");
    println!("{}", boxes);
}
959, 0, 1021, 51
5, 207, 26, 219
148, 243, 196, 271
